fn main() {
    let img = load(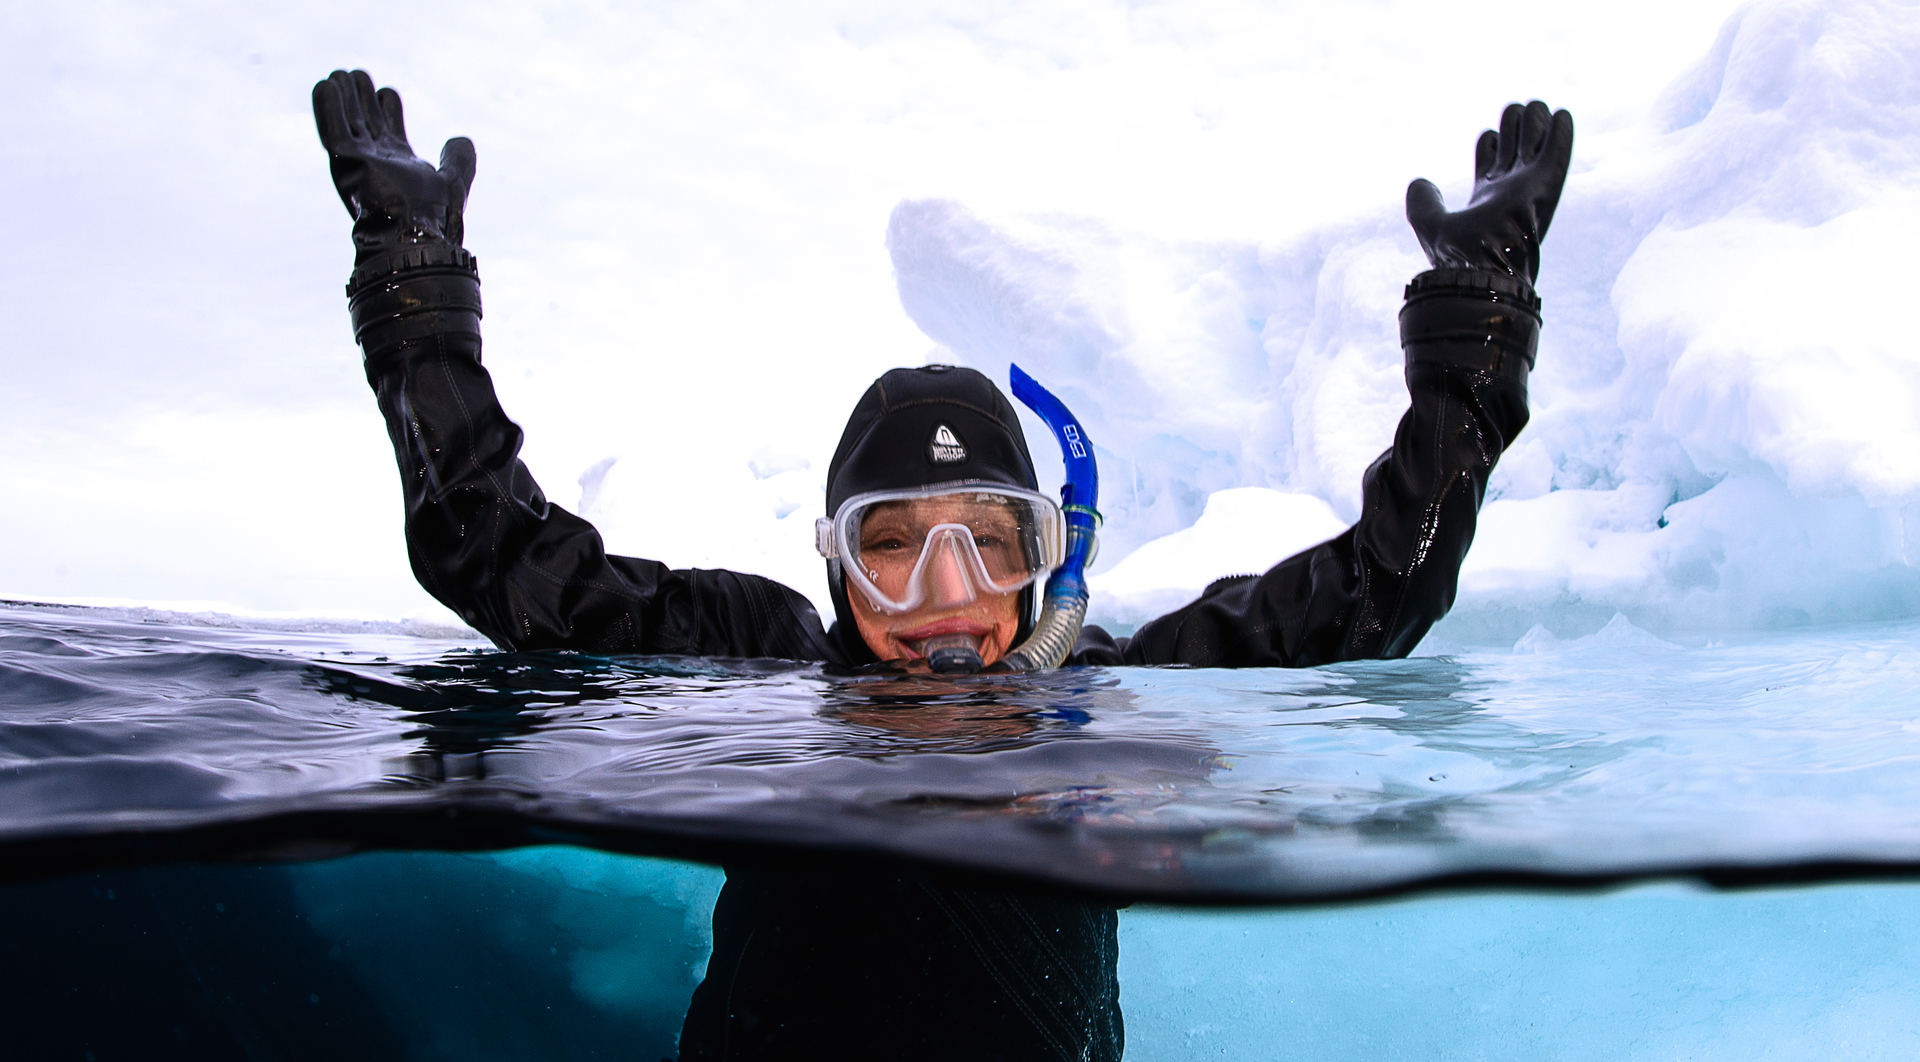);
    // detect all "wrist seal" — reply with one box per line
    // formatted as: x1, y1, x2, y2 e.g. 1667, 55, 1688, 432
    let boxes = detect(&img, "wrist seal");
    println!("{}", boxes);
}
1399, 267, 1540, 379
346, 244, 482, 351
1402, 267, 1541, 316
